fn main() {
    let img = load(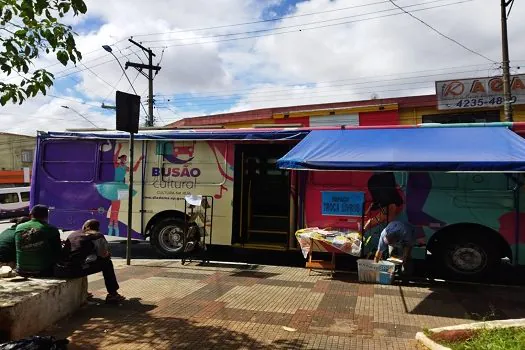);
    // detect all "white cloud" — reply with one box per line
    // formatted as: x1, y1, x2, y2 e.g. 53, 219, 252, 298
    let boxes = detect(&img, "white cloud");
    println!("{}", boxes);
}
2, 0, 525, 133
